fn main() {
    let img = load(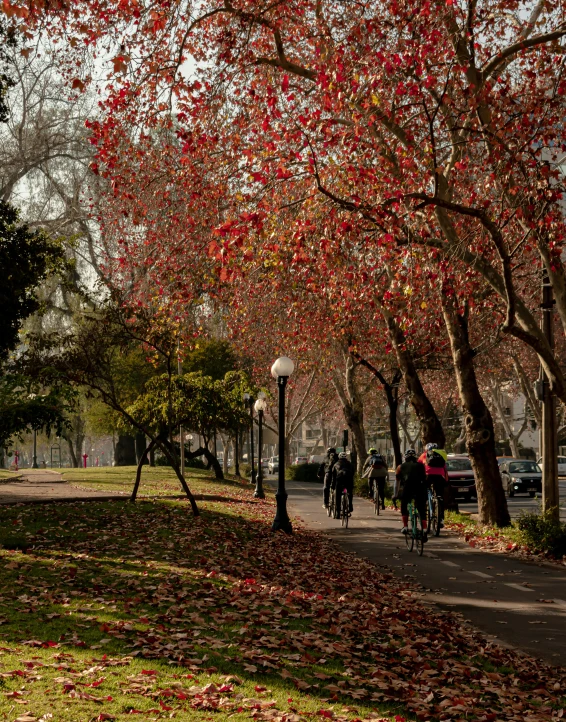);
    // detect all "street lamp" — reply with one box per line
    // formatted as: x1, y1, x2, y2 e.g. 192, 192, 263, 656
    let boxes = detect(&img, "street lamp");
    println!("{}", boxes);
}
270, 356, 294, 534
243, 392, 256, 486
254, 393, 267, 499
